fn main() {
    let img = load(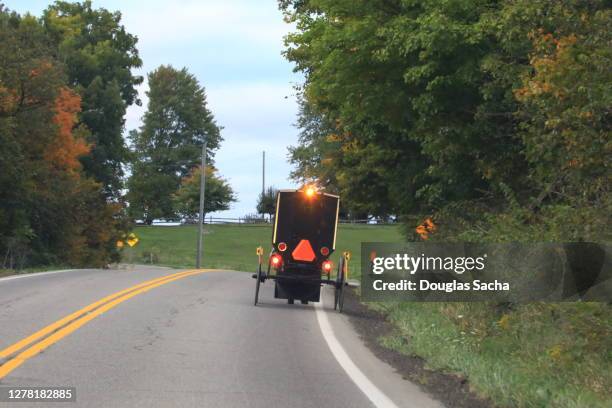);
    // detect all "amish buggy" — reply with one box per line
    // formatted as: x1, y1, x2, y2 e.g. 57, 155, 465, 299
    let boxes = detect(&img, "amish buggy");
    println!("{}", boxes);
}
252, 187, 349, 312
